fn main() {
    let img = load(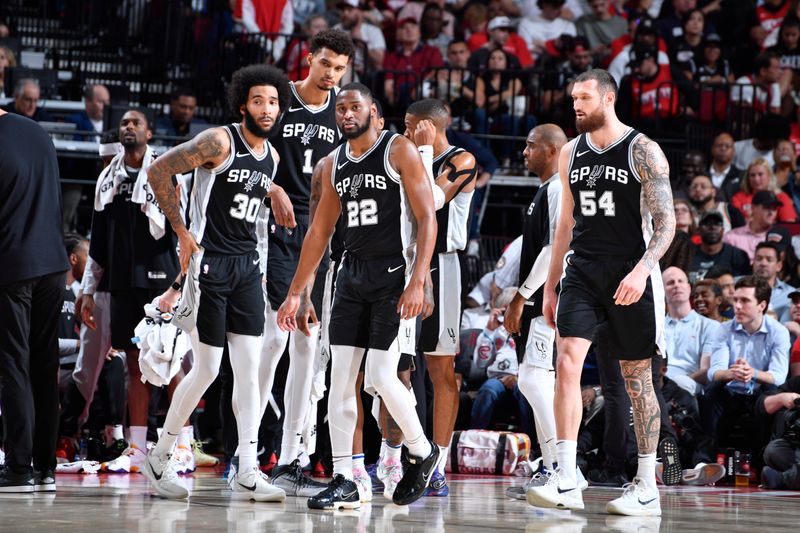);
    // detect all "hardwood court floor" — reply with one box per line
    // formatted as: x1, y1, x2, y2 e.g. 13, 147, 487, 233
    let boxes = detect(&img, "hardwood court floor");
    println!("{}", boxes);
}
3, 469, 799, 532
